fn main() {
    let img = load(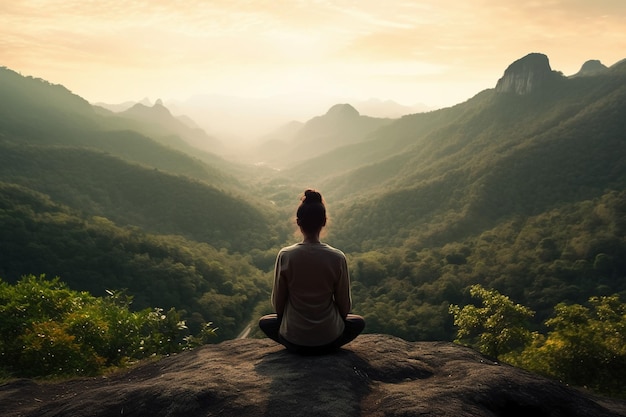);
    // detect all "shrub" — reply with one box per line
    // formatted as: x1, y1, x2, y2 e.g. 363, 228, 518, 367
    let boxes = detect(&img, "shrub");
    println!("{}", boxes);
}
0, 275, 216, 378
